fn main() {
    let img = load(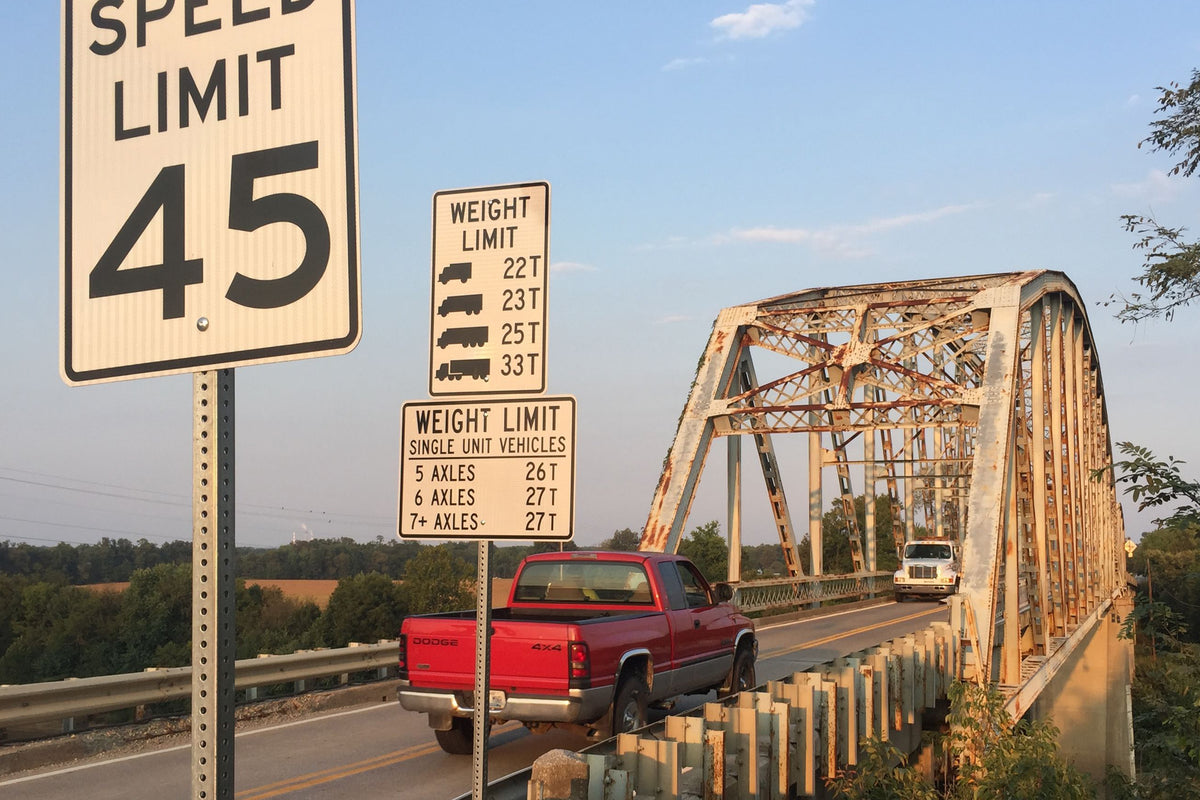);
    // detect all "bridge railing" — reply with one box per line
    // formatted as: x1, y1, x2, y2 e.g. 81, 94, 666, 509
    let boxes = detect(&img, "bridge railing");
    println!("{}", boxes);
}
731, 572, 893, 614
